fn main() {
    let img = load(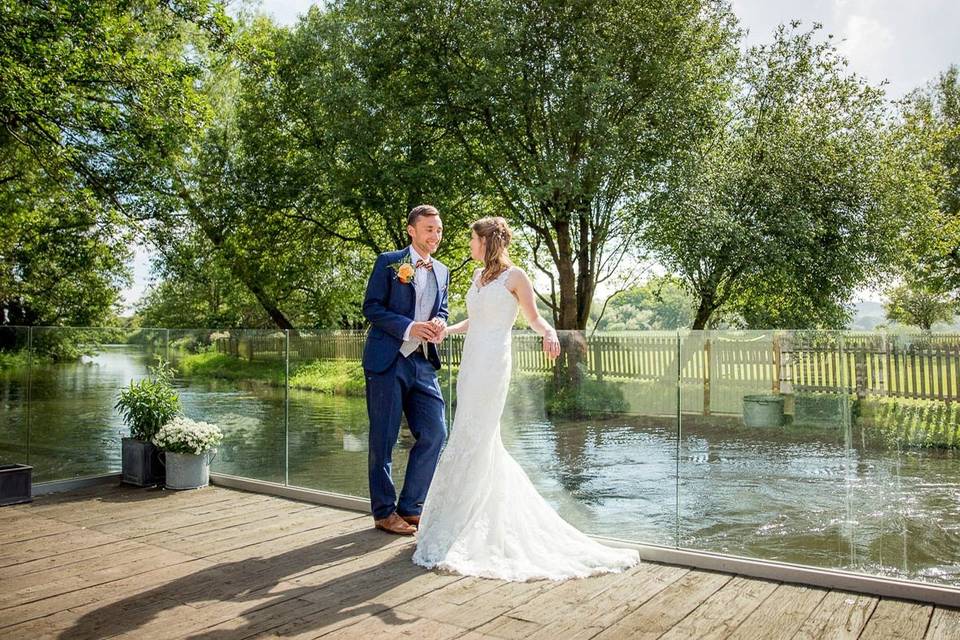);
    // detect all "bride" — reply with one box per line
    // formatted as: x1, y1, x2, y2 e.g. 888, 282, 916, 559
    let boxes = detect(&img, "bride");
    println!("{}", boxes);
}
412, 216, 639, 581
